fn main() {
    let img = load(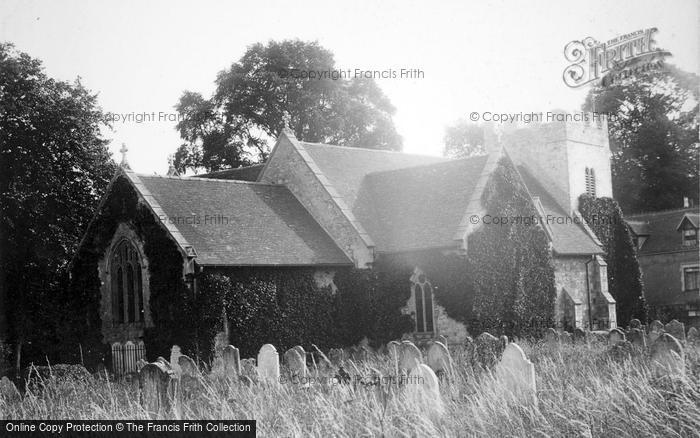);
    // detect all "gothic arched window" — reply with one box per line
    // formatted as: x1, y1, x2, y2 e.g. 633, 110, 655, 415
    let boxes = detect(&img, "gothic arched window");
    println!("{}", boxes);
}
585, 167, 596, 197
110, 239, 144, 324
411, 271, 435, 333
